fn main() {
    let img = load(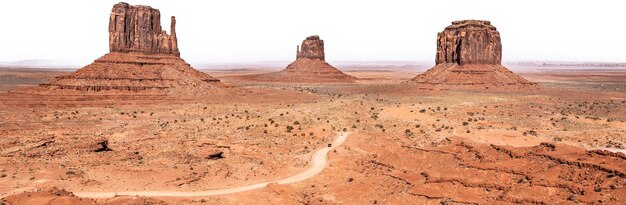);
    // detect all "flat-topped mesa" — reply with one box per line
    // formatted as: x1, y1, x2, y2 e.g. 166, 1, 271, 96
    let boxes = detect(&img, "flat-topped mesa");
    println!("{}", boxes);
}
109, 2, 180, 56
411, 20, 534, 89
436, 20, 501, 65
296, 35, 325, 60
